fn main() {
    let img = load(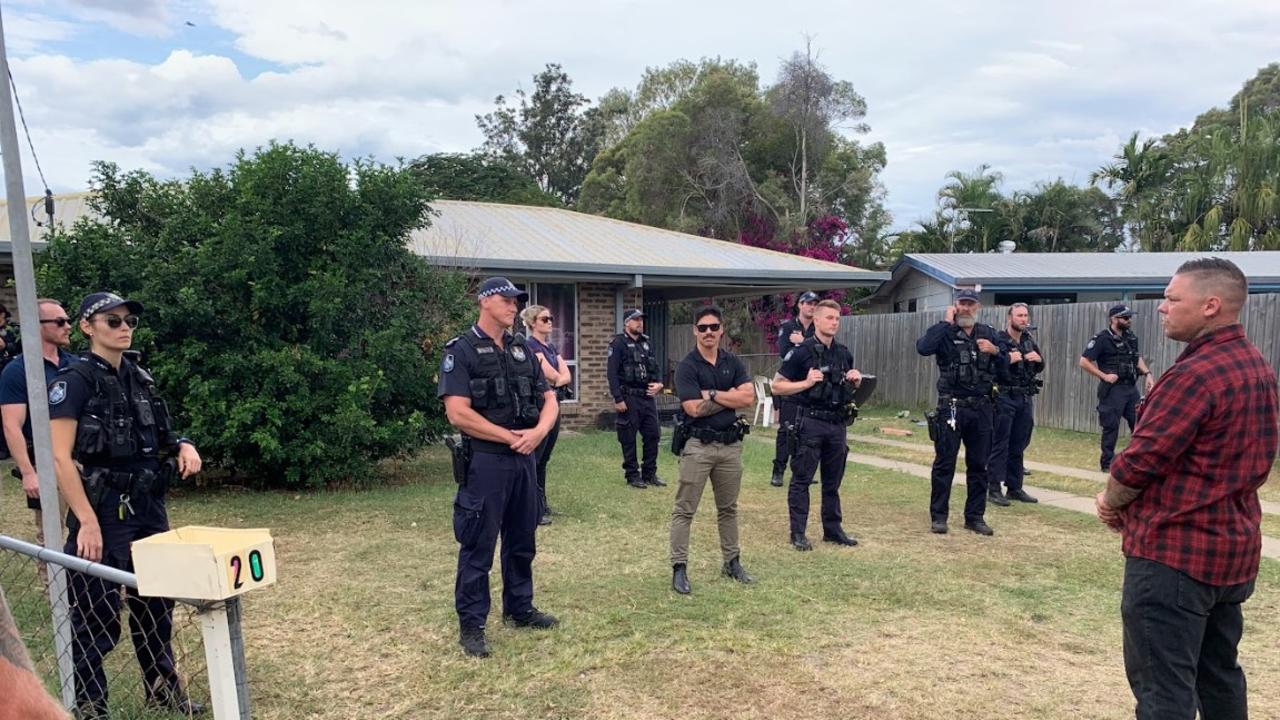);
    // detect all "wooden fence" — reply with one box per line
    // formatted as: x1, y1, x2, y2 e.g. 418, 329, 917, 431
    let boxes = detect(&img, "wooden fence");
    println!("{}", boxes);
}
668, 294, 1280, 434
